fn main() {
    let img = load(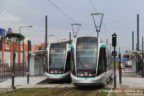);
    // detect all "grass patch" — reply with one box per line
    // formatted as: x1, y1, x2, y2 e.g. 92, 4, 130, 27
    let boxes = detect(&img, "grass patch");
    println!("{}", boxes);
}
0, 88, 111, 96
87, 88, 110, 96
96, 88, 110, 96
